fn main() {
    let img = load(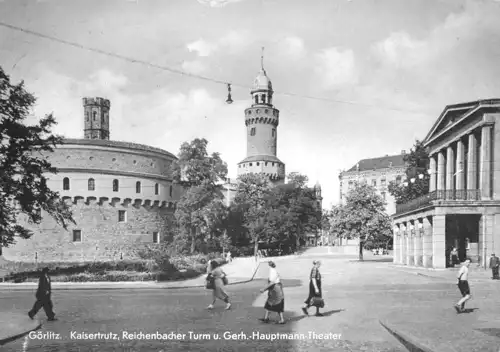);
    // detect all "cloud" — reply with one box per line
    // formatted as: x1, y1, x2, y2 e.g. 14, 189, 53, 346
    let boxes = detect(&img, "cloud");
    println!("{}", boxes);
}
196, 0, 246, 8
283, 36, 306, 58
373, 32, 427, 68
181, 60, 207, 74
315, 47, 358, 88
186, 39, 215, 57
187, 30, 252, 59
